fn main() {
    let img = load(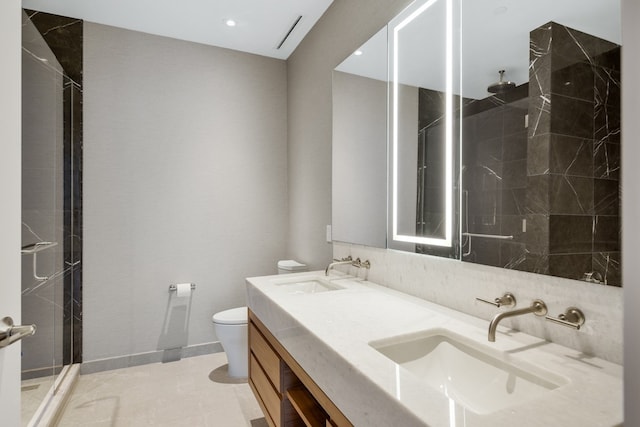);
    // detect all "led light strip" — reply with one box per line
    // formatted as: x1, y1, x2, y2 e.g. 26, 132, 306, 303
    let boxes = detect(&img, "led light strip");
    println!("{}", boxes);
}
392, 0, 452, 247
